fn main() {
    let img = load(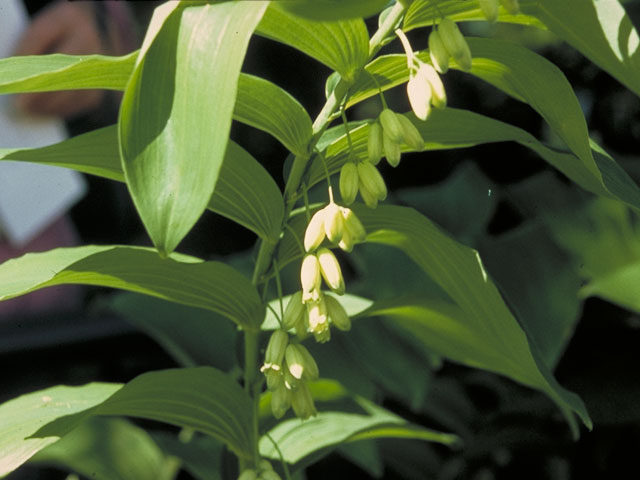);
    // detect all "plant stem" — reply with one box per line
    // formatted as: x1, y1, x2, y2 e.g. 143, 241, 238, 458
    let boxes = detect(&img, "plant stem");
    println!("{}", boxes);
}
241, 3, 408, 473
